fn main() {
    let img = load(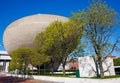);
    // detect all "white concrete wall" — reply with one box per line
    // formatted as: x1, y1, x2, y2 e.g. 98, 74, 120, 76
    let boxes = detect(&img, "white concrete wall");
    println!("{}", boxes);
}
78, 56, 115, 77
